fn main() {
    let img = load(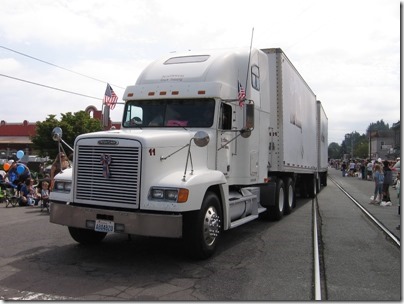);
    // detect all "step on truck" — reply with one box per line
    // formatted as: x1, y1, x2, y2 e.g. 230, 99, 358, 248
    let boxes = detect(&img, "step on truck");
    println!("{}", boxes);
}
50, 47, 328, 259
